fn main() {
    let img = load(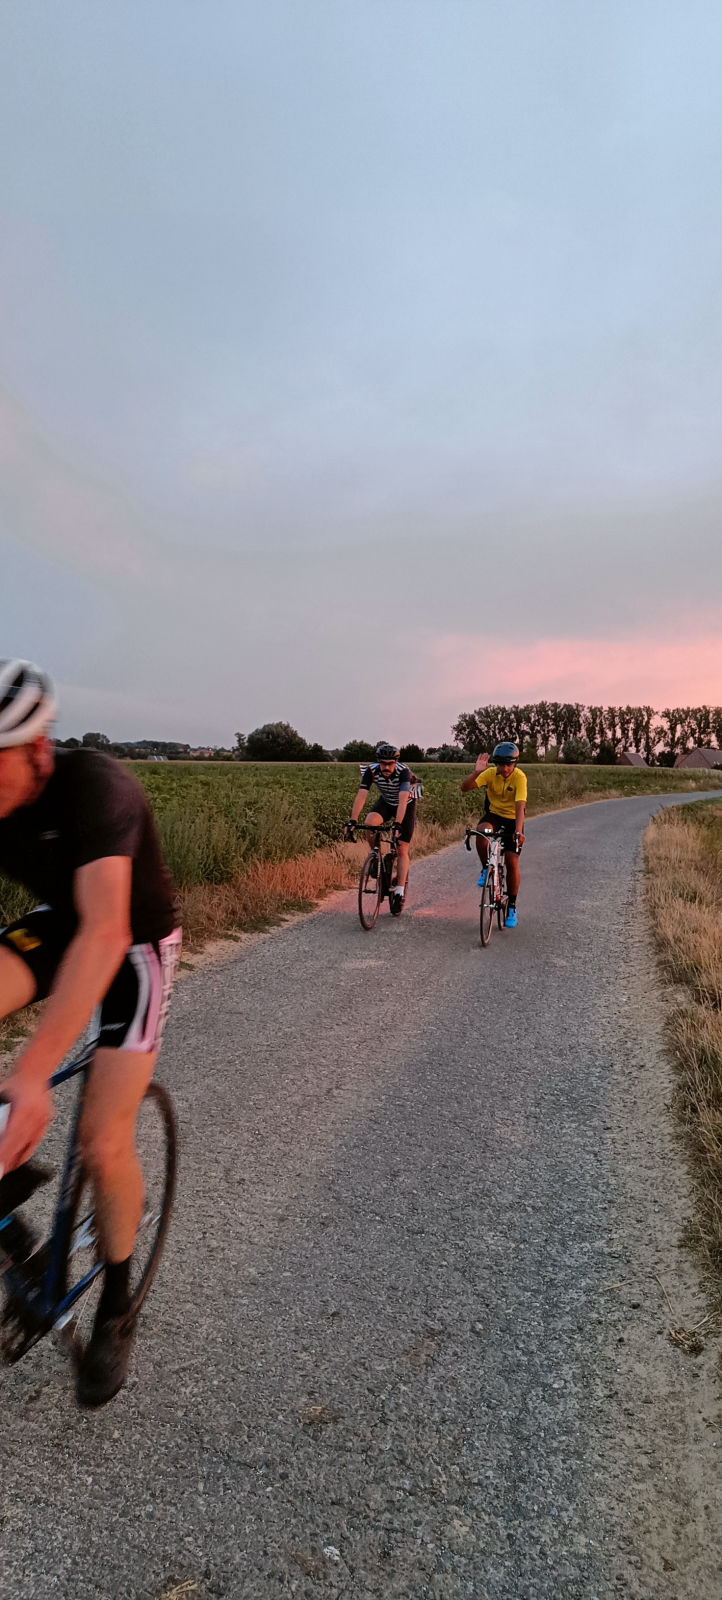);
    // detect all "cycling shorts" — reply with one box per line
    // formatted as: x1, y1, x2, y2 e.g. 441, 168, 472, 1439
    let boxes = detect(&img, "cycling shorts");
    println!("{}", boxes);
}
0, 907, 181, 1054
480, 809, 521, 854
366, 797, 416, 844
